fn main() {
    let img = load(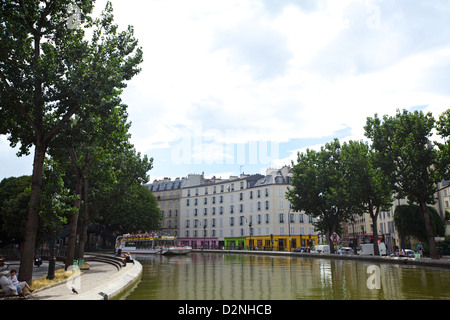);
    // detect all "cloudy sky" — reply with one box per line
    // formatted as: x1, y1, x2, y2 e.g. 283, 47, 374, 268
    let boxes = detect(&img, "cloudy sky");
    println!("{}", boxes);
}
1, 0, 450, 182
